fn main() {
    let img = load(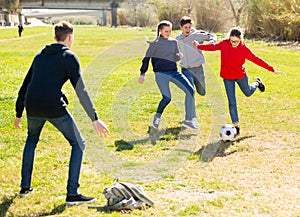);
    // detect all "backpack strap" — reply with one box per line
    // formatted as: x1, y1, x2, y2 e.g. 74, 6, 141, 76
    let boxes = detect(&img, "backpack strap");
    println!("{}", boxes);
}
118, 182, 154, 206
112, 182, 132, 199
